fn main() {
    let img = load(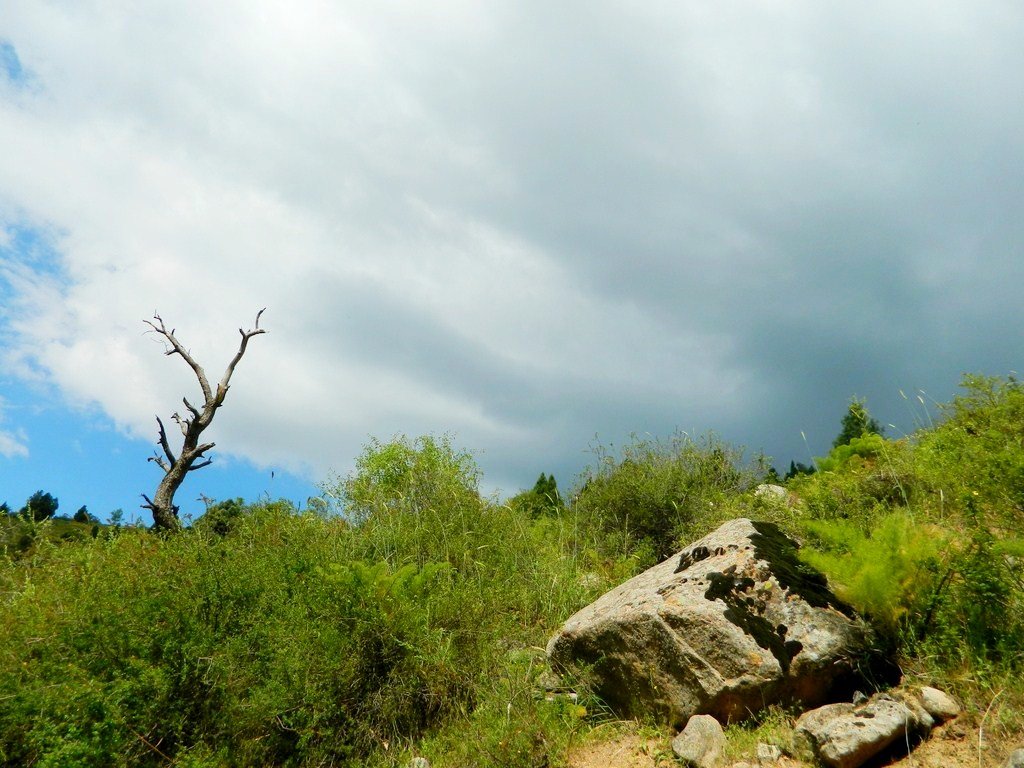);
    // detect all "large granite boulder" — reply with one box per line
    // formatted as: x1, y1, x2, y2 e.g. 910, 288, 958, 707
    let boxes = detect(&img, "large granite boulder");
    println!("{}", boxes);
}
546, 518, 875, 726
